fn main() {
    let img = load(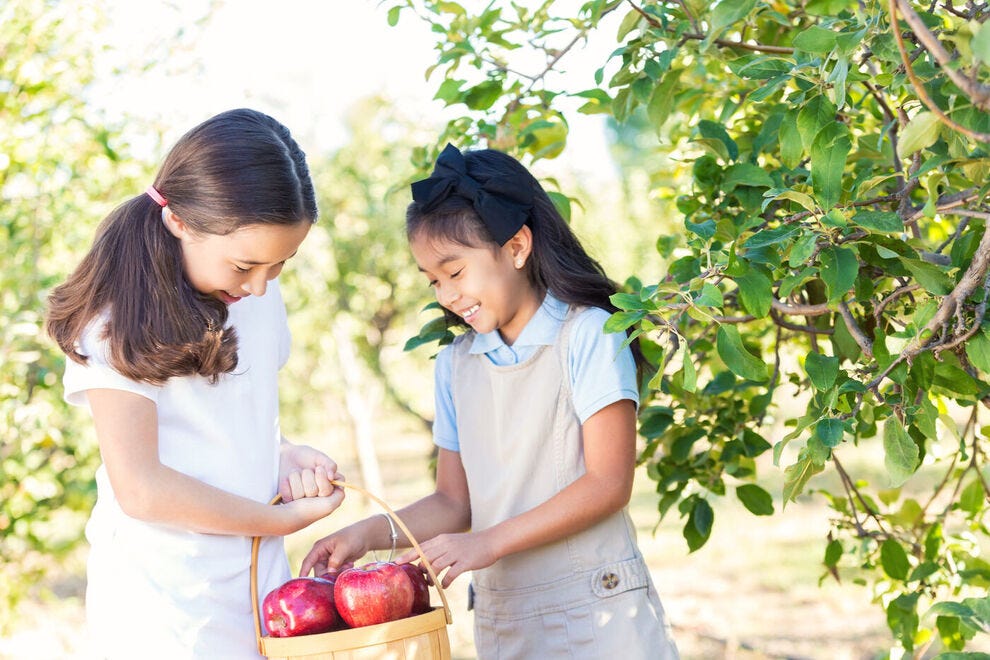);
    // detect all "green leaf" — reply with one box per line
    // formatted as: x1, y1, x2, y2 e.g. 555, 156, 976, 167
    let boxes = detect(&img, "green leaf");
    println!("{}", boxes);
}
736, 484, 775, 515
899, 257, 956, 295
783, 453, 824, 502
765, 188, 818, 214
707, 0, 757, 41
604, 310, 645, 333
780, 109, 803, 168
805, 351, 839, 390
880, 538, 911, 580
716, 325, 768, 381
679, 344, 698, 393
735, 267, 773, 318
610, 292, 645, 311
810, 122, 851, 209
884, 418, 920, 487
797, 95, 837, 150
744, 224, 800, 249
694, 282, 723, 308
698, 120, 739, 161
434, 78, 465, 104
387, 5, 402, 26
966, 328, 990, 374
898, 111, 941, 159
819, 246, 858, 303
616, 6, 643, 40
974, 21, 990, 65
824, 539, 843, 567
546, 191, 571, 222
793, 25, 838, 54
815, 417, 845, 447
959, 478, 985, 515
646, 68, 683, 133
852, 210, 904, 233
729, 55, 792, 79
683, 497, 714, 552
464, 80, 504, 110
724, 162, 773, 191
